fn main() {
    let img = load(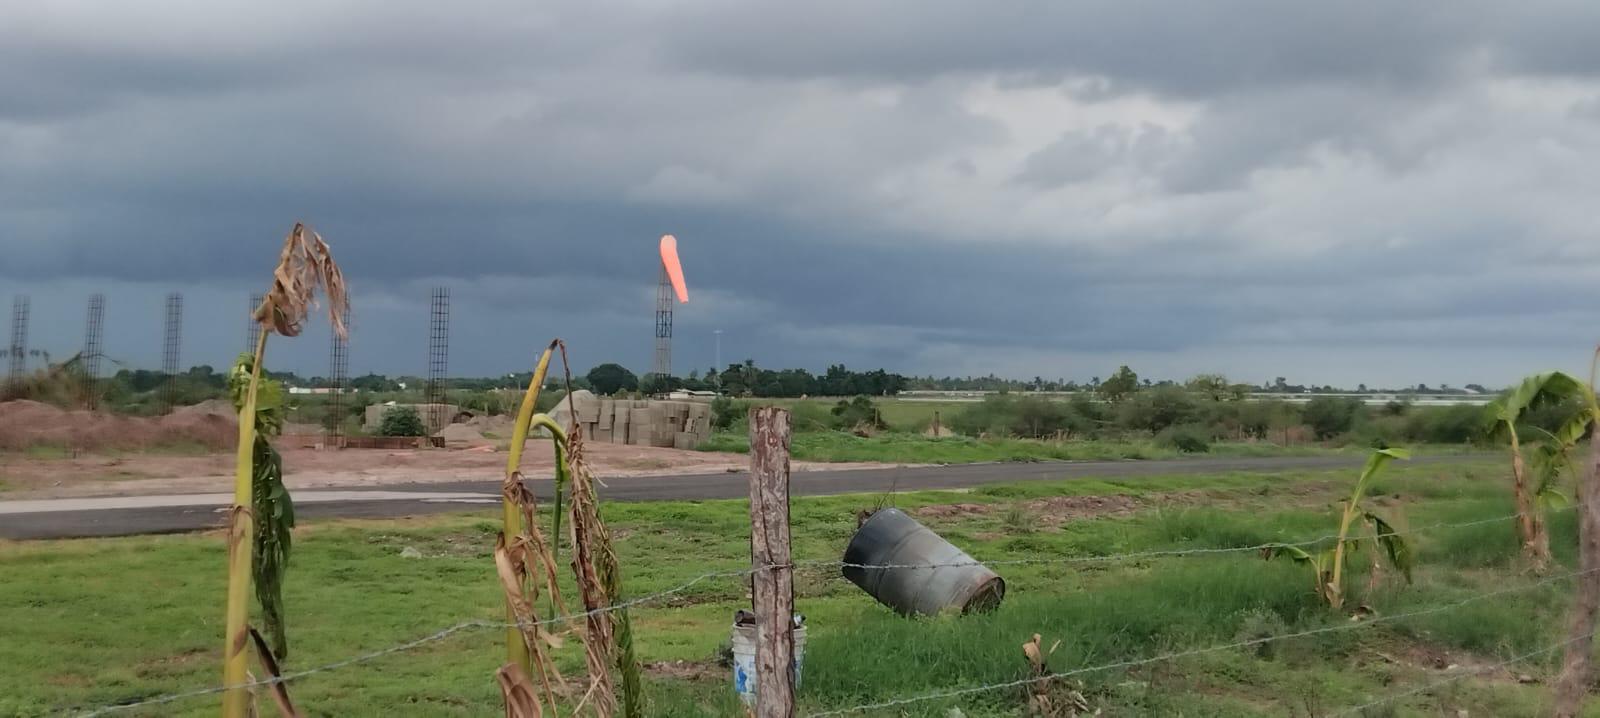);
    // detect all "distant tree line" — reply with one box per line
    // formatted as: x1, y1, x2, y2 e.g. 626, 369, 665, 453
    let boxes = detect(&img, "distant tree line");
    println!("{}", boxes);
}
907, 371, 1498, 396
949, 378, 1518, 453
576, 361, 906, 398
